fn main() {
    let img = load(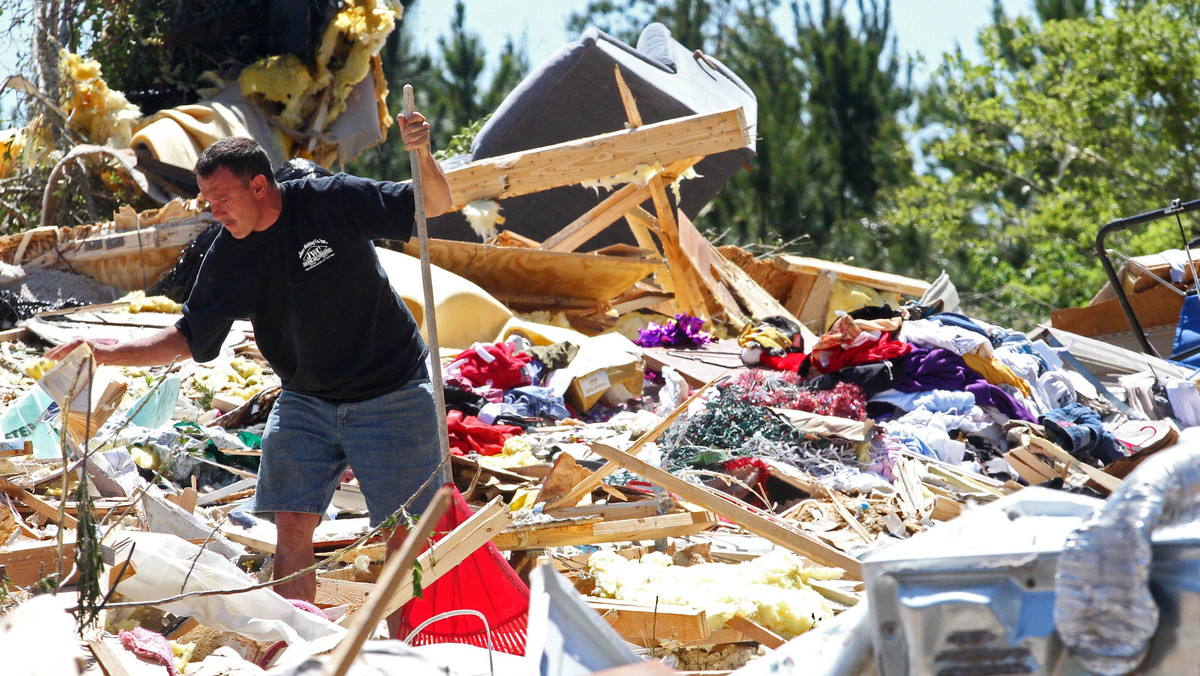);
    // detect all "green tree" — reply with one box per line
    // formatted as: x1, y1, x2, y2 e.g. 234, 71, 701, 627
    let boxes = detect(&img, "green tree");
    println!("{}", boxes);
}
569, 0, 913, 259
350, 0, 528, 180
882, 0, 1200, 329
